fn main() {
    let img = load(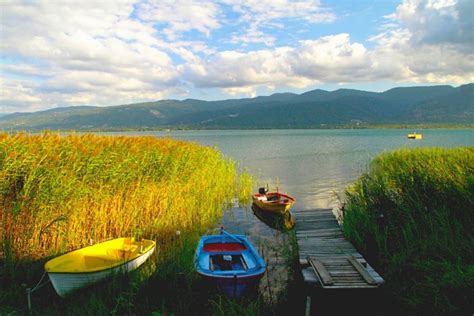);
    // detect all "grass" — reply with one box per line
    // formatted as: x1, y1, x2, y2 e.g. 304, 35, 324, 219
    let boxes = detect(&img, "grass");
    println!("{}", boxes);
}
0, 132, 251, 314
342, 147, 474, 314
